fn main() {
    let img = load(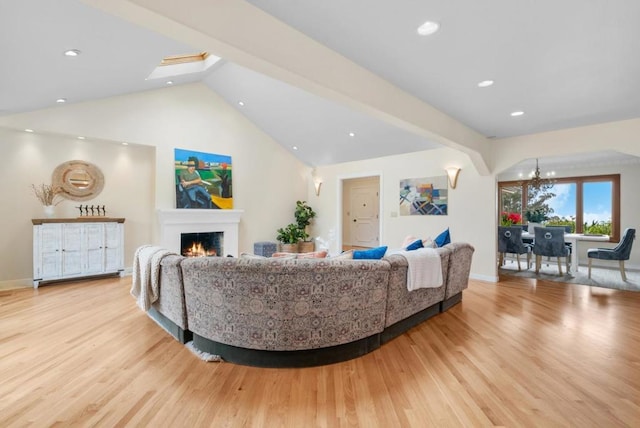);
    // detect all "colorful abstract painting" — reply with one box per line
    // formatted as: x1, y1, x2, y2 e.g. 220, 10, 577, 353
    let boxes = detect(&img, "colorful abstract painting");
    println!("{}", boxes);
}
399, 175, 448, 215
174, 148, 233, 209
